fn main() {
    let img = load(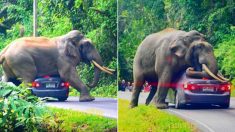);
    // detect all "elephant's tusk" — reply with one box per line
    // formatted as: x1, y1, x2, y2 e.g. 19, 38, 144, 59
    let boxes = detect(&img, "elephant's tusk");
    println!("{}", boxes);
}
202, 64, 227, 83
92, 60, 113, 75
102, 66, 115, 72
217, 72, 231, 81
